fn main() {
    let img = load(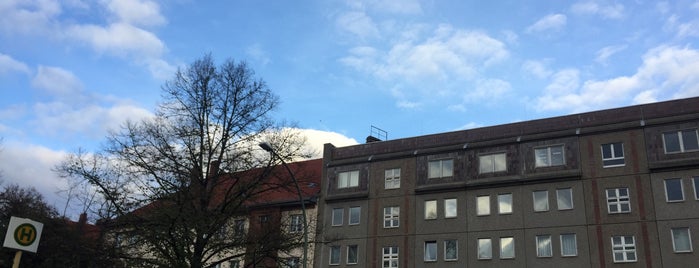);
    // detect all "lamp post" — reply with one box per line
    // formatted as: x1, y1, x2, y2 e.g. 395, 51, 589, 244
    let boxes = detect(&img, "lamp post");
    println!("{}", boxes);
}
258, 142, 308, 268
